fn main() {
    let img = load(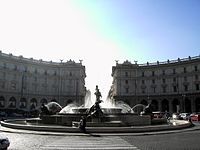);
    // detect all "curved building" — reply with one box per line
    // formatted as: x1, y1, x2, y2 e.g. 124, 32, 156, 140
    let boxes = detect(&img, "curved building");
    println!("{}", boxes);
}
0, 51, 86, 113
111, 56, 200, 113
